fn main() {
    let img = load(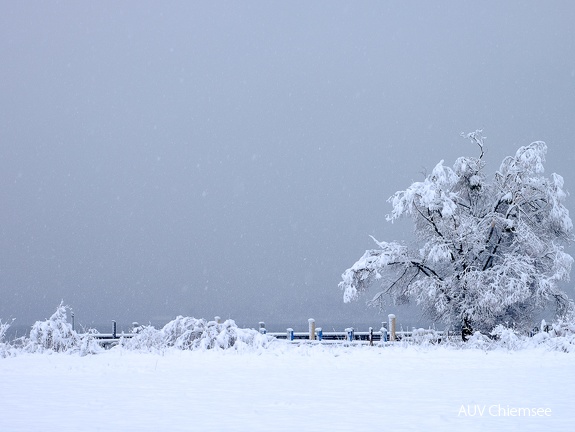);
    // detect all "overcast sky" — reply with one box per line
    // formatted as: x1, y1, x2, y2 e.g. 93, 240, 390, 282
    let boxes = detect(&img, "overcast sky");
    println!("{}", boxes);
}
1, 1, 574, 331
